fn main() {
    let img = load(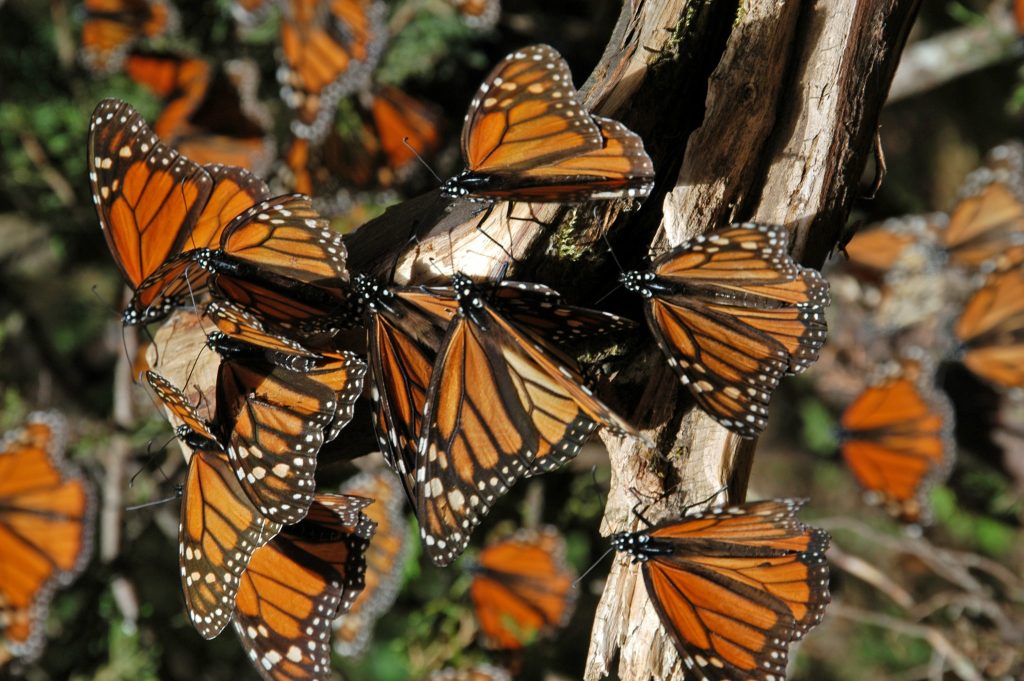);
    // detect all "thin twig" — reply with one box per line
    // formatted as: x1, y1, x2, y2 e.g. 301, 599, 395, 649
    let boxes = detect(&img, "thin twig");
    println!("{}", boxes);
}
18, 131, 76, 207
830, 603, 983, 681
829, 544, 916, 609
